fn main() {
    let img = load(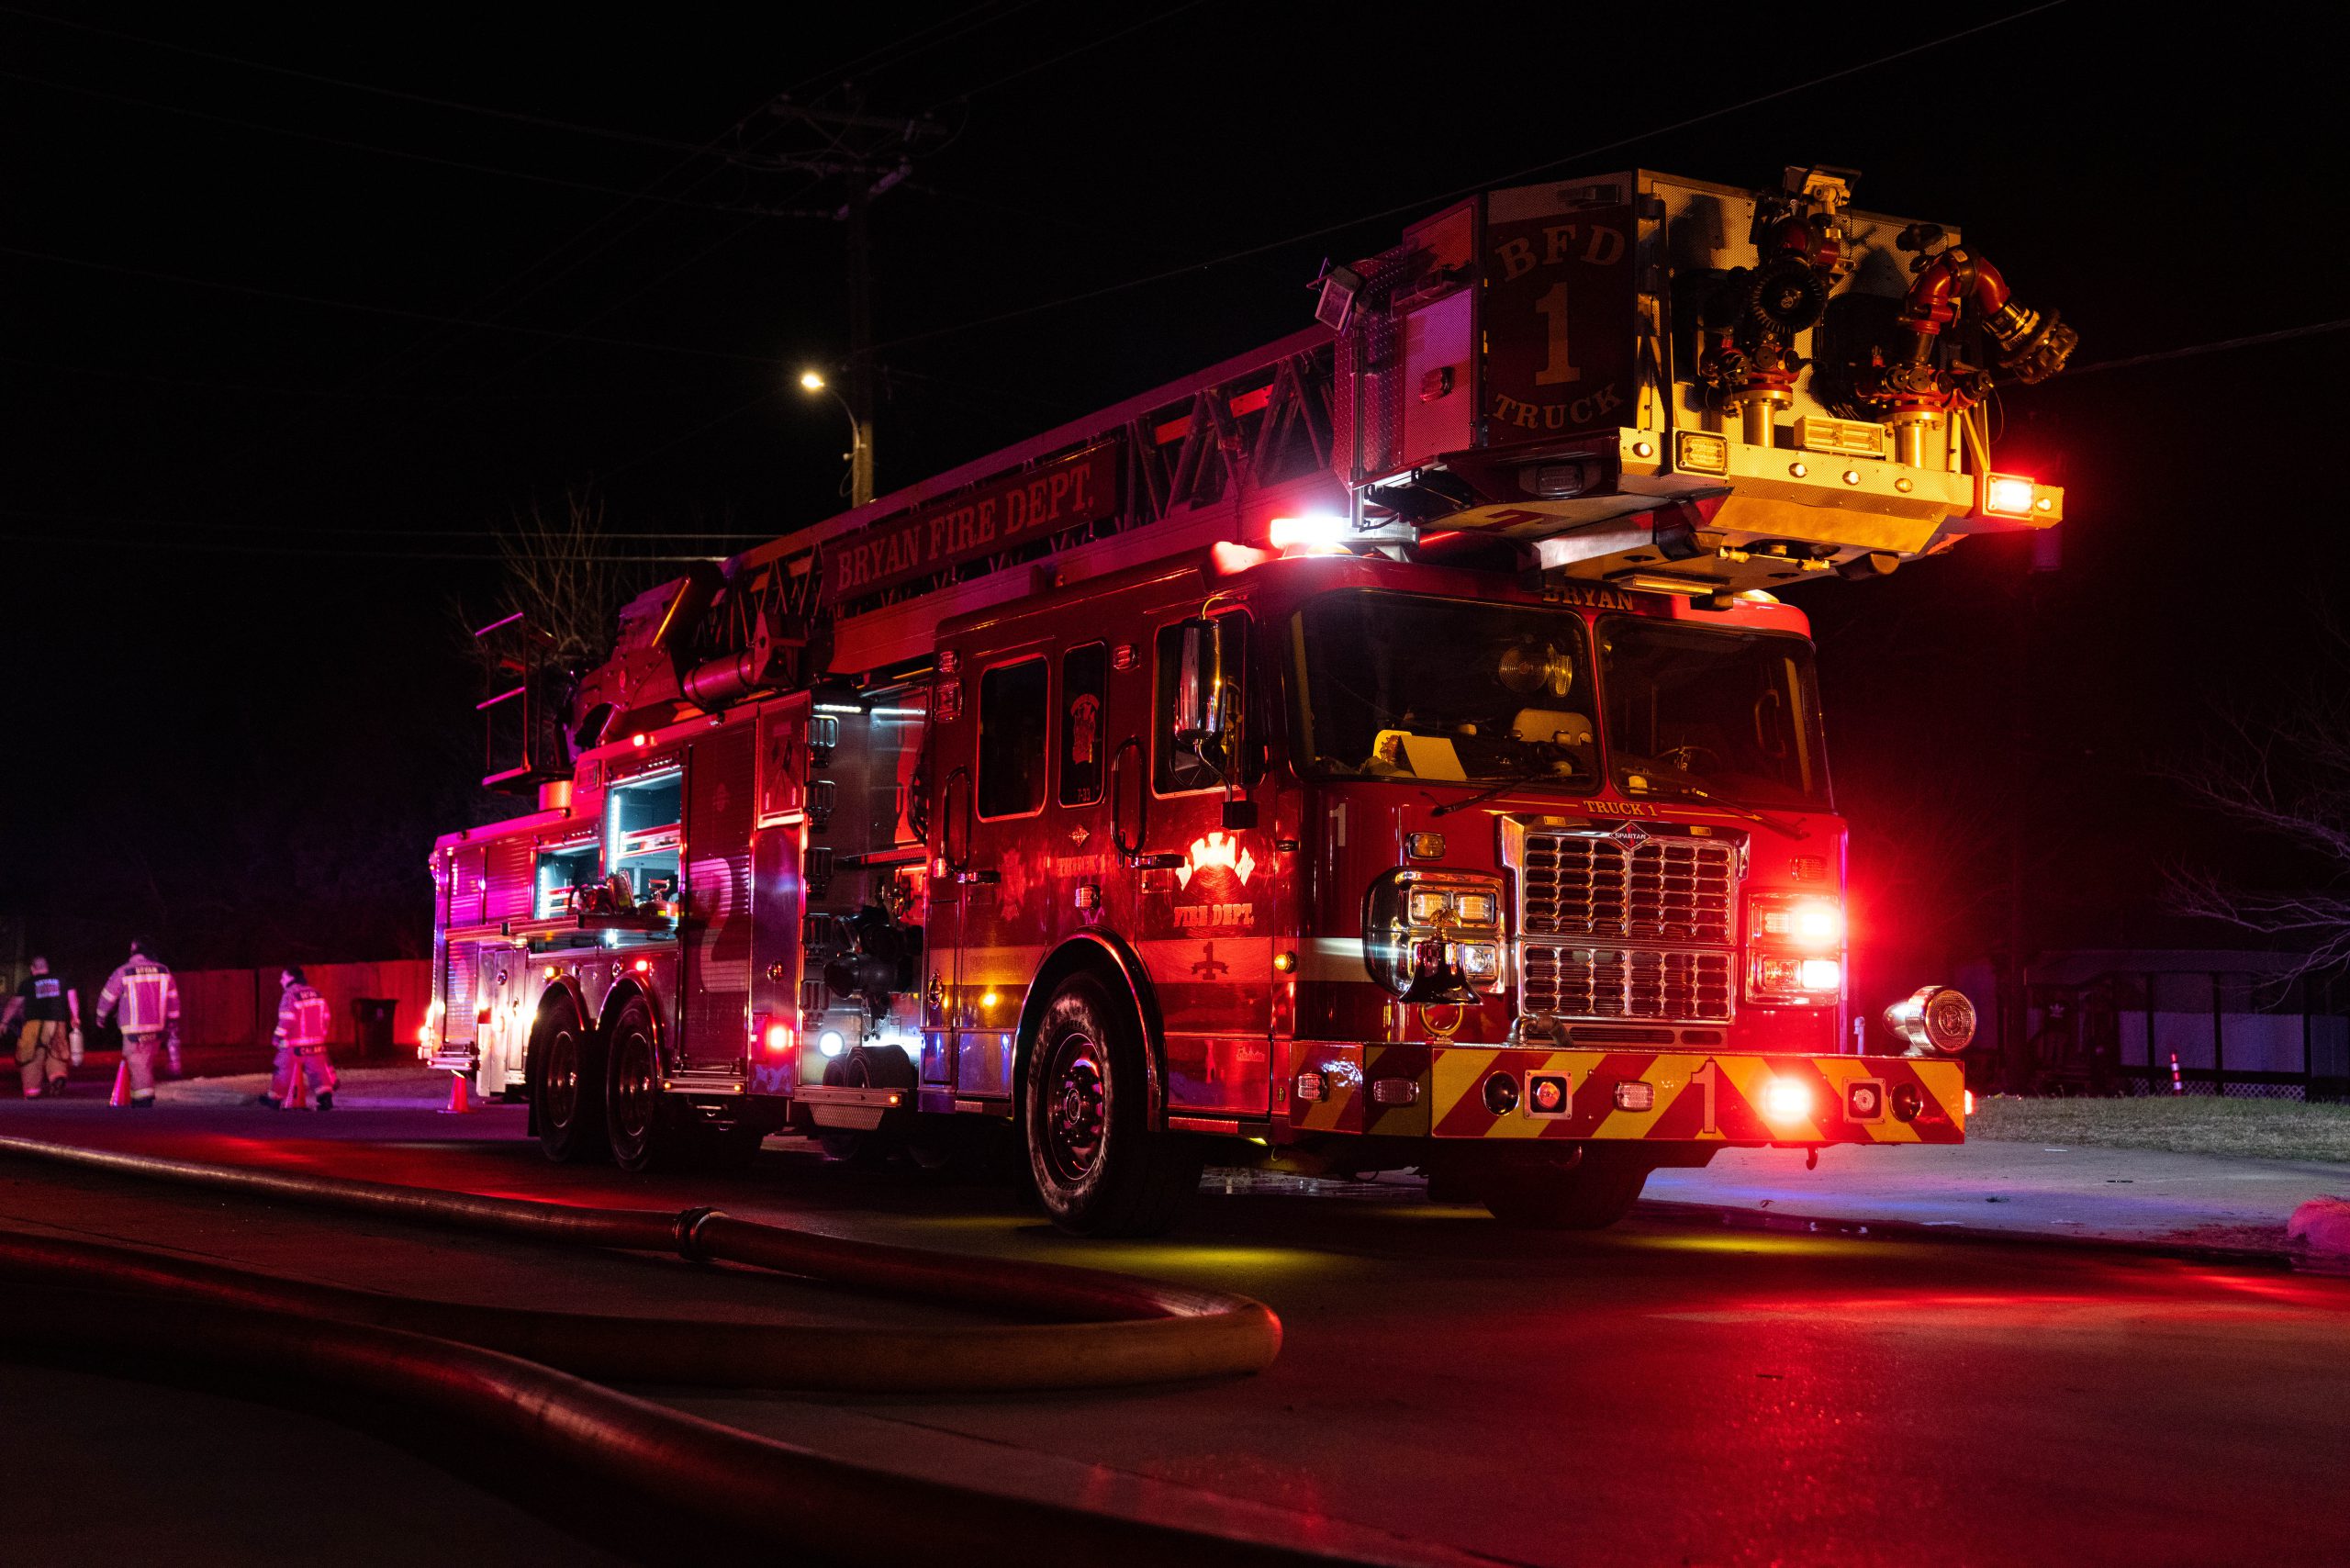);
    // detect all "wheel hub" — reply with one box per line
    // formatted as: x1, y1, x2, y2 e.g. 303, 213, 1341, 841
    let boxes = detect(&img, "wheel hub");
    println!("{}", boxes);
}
545, 1030, 578, 1126
1042, 1033, 1106, 1182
